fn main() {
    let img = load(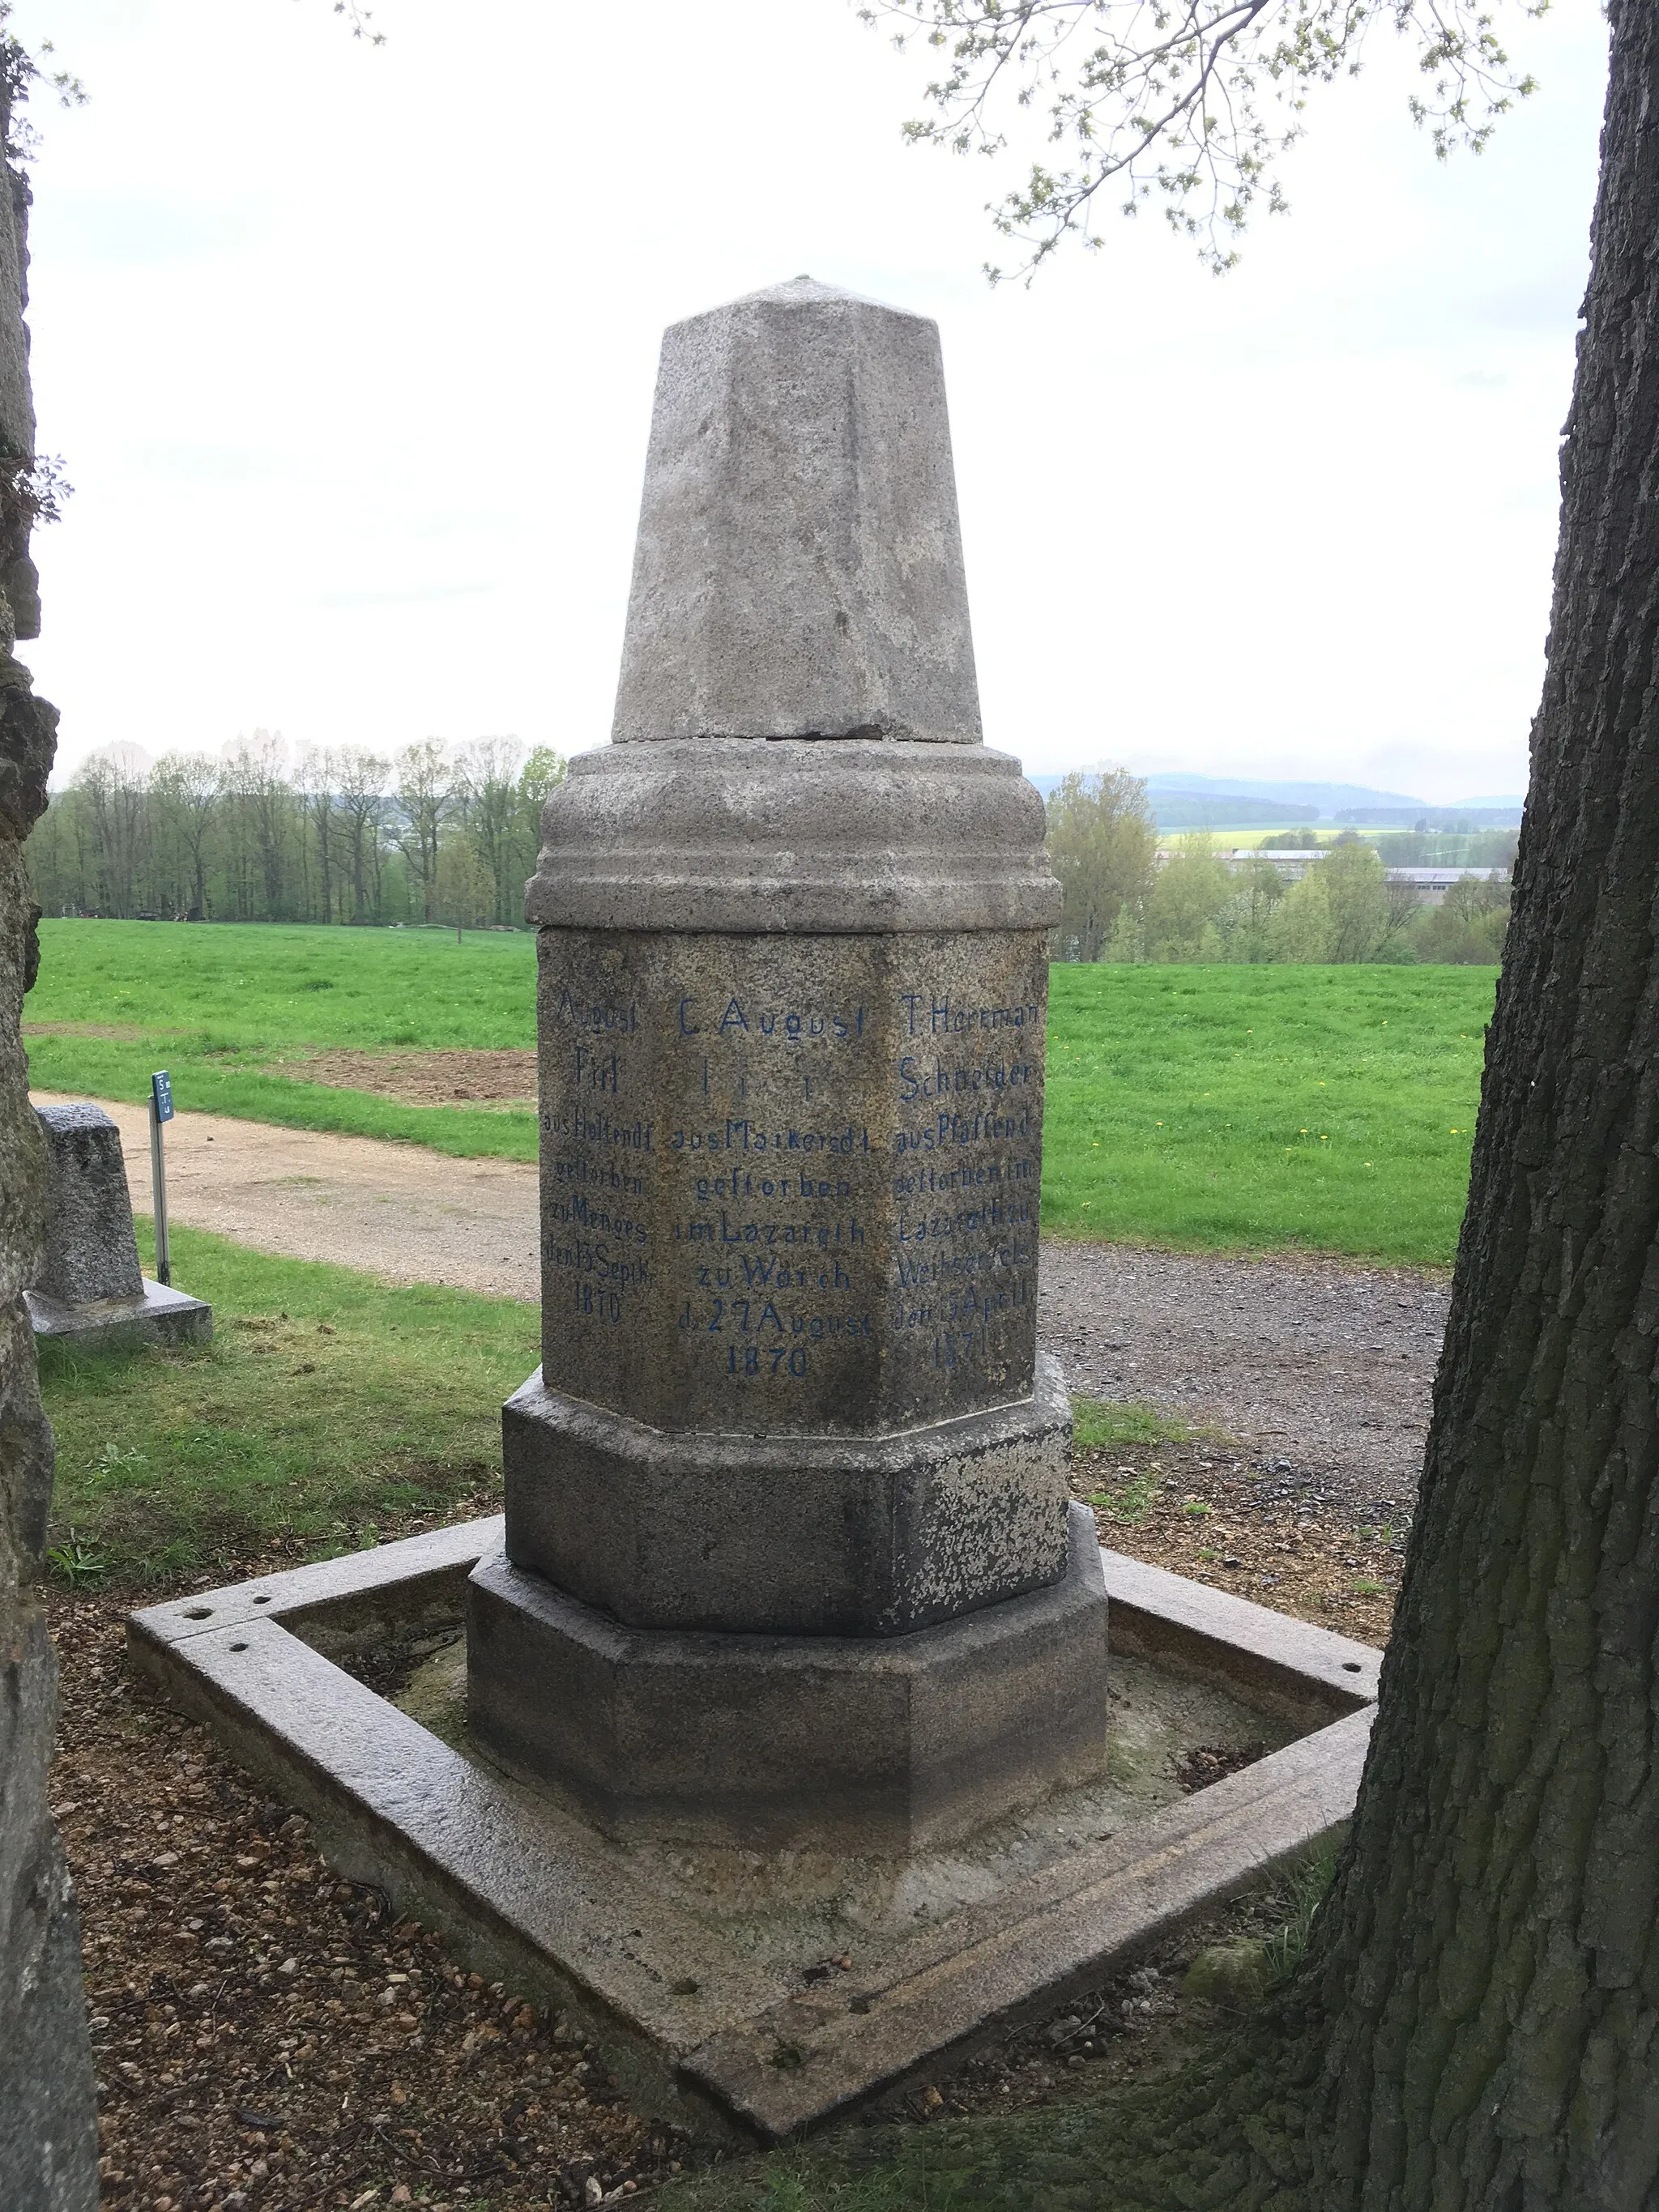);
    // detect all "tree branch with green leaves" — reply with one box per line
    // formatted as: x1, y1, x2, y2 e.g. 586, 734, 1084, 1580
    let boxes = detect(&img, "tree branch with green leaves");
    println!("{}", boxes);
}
860, 0, 1547, 274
